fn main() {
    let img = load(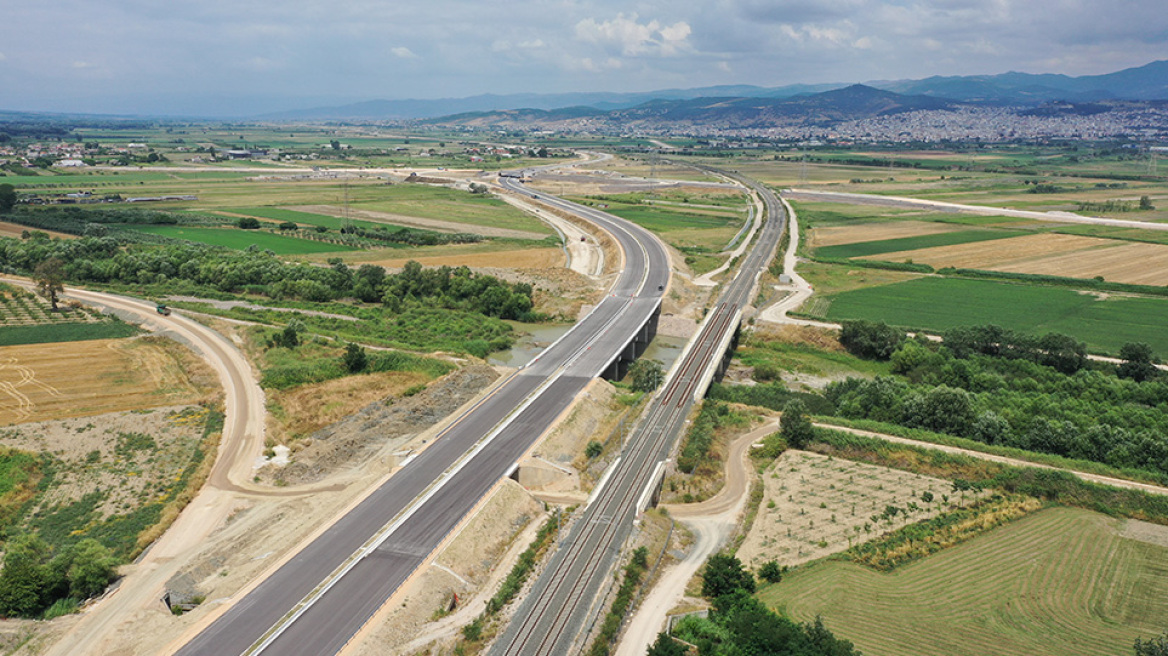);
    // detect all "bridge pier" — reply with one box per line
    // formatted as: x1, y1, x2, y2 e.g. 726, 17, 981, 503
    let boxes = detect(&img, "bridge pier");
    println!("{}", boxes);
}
600, 304, 661, 381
